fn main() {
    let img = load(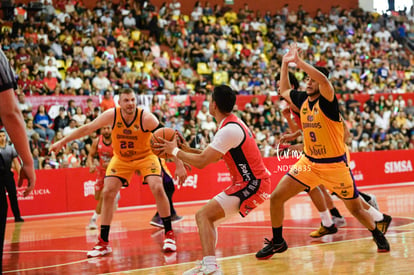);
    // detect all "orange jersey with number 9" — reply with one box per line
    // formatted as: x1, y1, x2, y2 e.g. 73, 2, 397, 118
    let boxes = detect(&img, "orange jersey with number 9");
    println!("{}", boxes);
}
300, 99, 345, 159
111, 107, 153, 161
